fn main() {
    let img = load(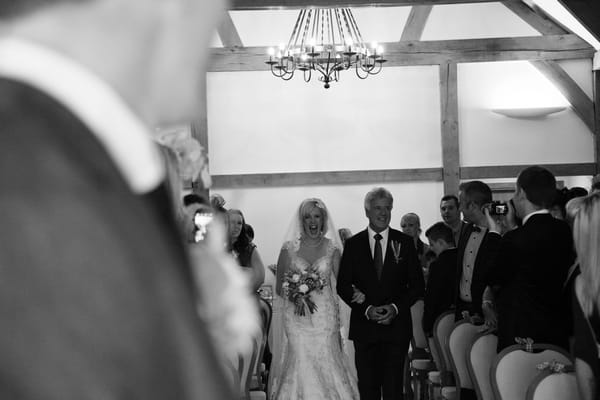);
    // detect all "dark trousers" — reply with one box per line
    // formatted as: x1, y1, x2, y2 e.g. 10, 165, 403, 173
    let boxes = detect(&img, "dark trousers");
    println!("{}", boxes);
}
354, 340, 409, 400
